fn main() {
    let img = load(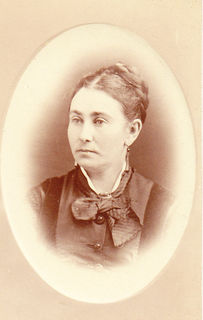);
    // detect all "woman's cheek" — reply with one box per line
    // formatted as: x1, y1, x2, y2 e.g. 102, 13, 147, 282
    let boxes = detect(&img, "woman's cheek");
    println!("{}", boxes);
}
69, 124, 77, 137
67, 126, 76, 145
